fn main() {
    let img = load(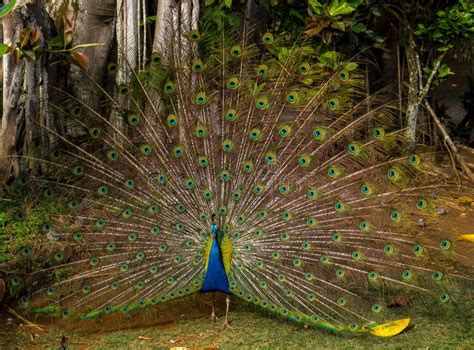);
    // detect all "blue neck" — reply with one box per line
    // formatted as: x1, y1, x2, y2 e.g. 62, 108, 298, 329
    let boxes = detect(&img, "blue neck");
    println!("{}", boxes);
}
201, 235, 230, 294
